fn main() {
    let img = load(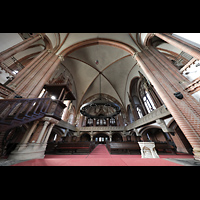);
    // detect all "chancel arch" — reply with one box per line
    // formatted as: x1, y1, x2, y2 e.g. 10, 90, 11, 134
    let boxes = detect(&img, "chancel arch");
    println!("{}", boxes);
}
59, 38, 138, 58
